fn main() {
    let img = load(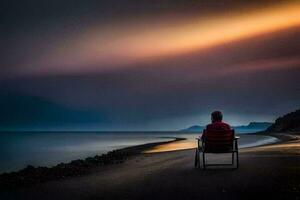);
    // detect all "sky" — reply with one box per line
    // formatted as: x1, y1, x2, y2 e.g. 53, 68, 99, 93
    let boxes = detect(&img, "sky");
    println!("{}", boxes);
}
1, 0, 300, 130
